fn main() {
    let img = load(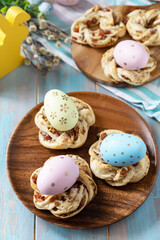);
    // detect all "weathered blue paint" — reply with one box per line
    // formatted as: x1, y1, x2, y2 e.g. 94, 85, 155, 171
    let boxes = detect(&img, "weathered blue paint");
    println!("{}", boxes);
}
38, 63, 96, 103
0, 65, 37, 240
36, 218, 108, 240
